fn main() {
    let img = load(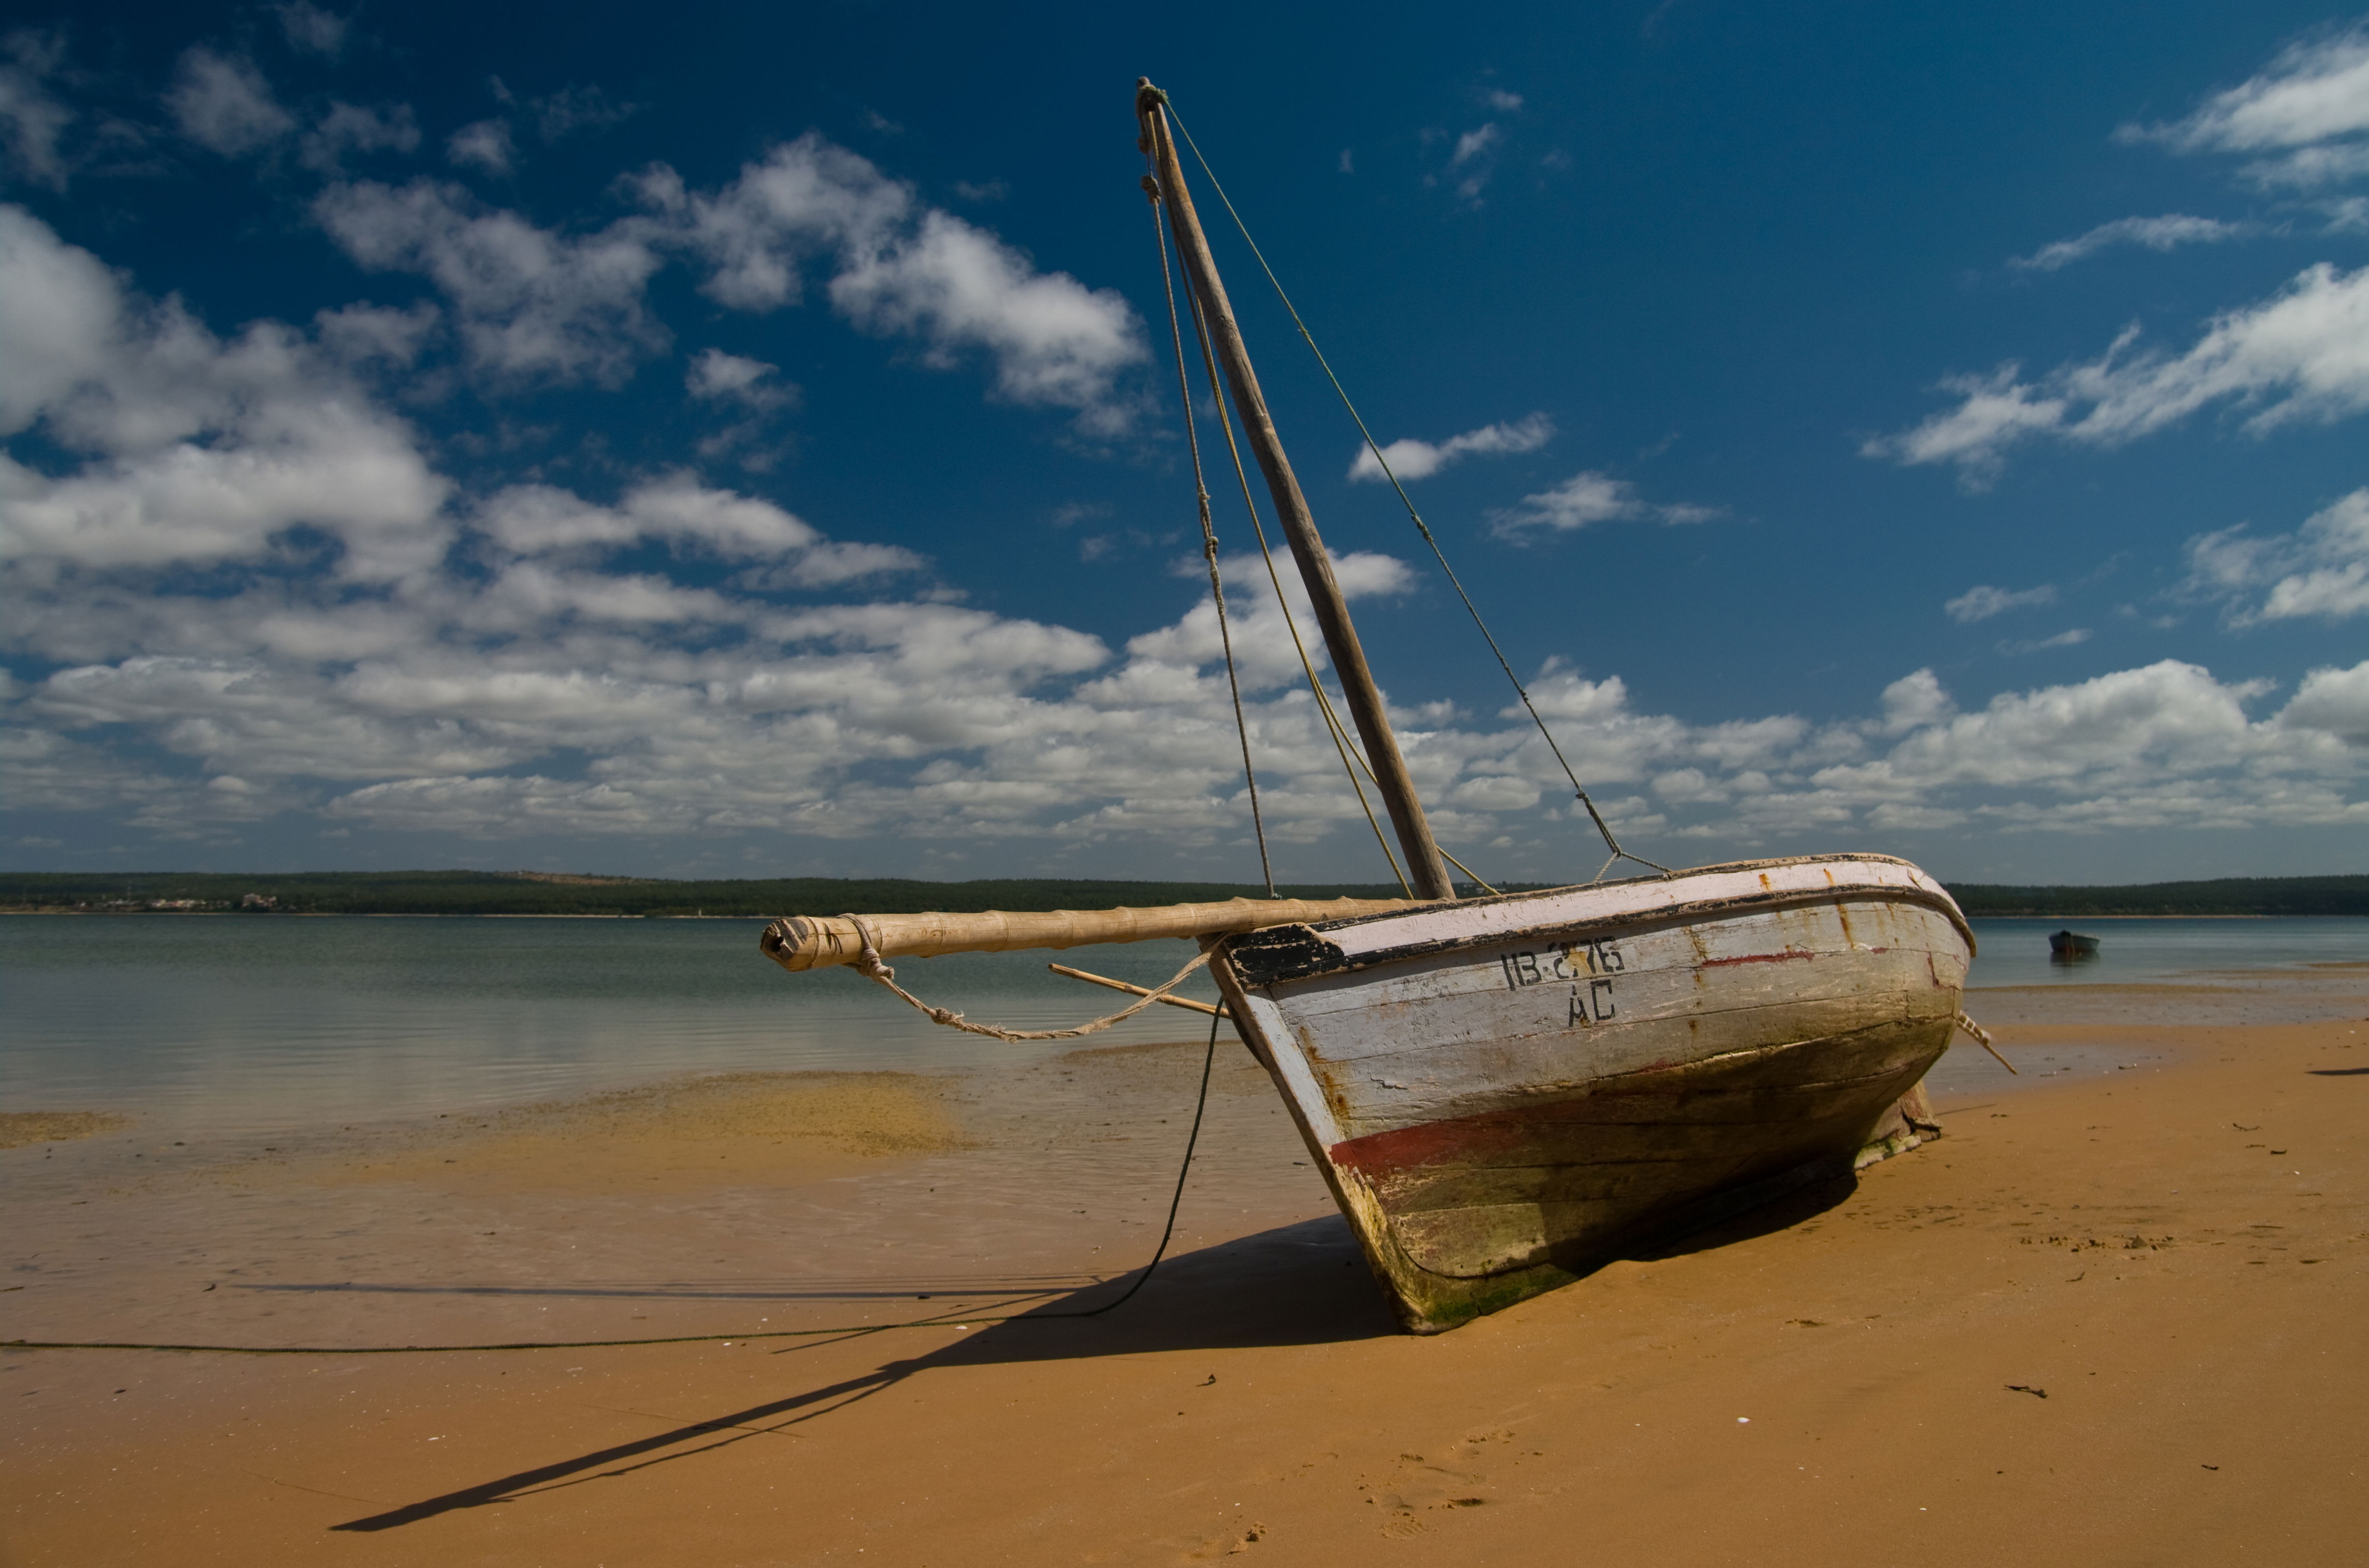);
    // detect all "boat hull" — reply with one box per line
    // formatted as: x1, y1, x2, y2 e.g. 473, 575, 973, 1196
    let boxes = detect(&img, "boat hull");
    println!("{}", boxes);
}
1208, 854, 1972, 1332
